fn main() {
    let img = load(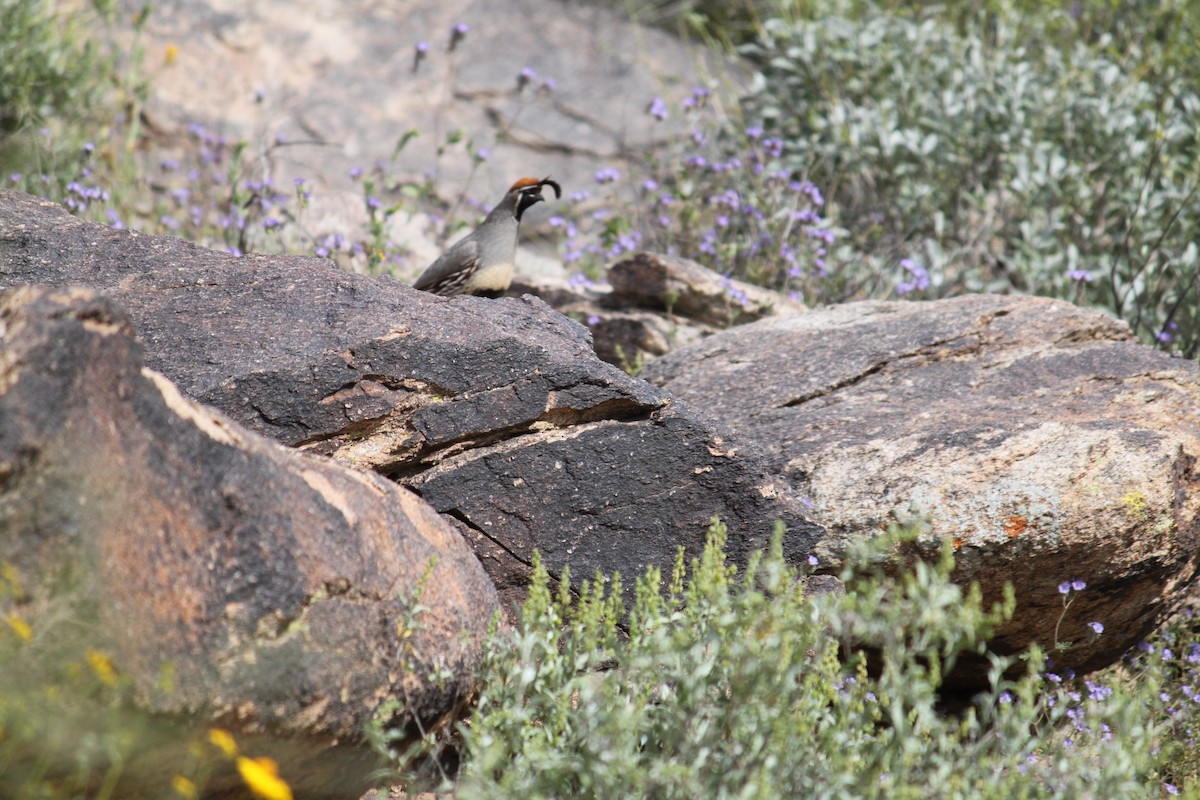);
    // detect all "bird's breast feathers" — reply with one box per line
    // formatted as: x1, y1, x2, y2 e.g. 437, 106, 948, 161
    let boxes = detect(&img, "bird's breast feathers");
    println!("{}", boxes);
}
468, 260, 514, 291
